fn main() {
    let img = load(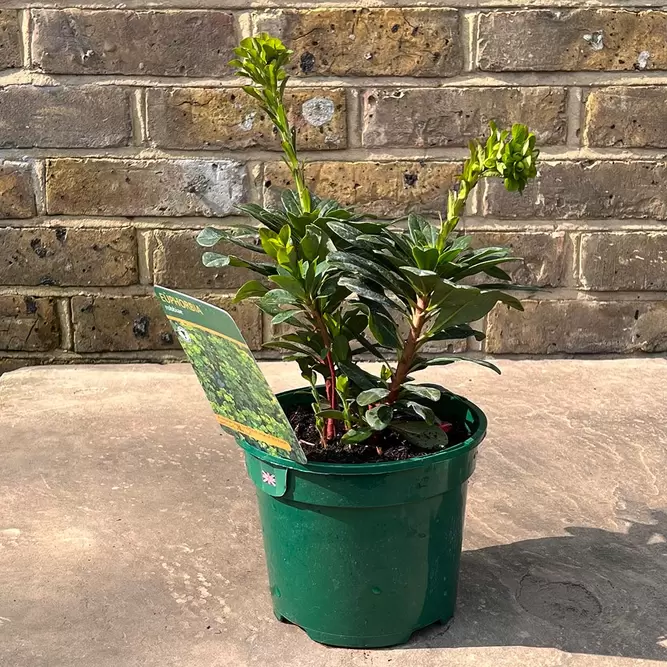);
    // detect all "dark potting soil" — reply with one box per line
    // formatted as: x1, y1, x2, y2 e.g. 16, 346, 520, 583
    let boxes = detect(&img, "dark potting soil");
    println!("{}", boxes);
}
286, 405, 470, 464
